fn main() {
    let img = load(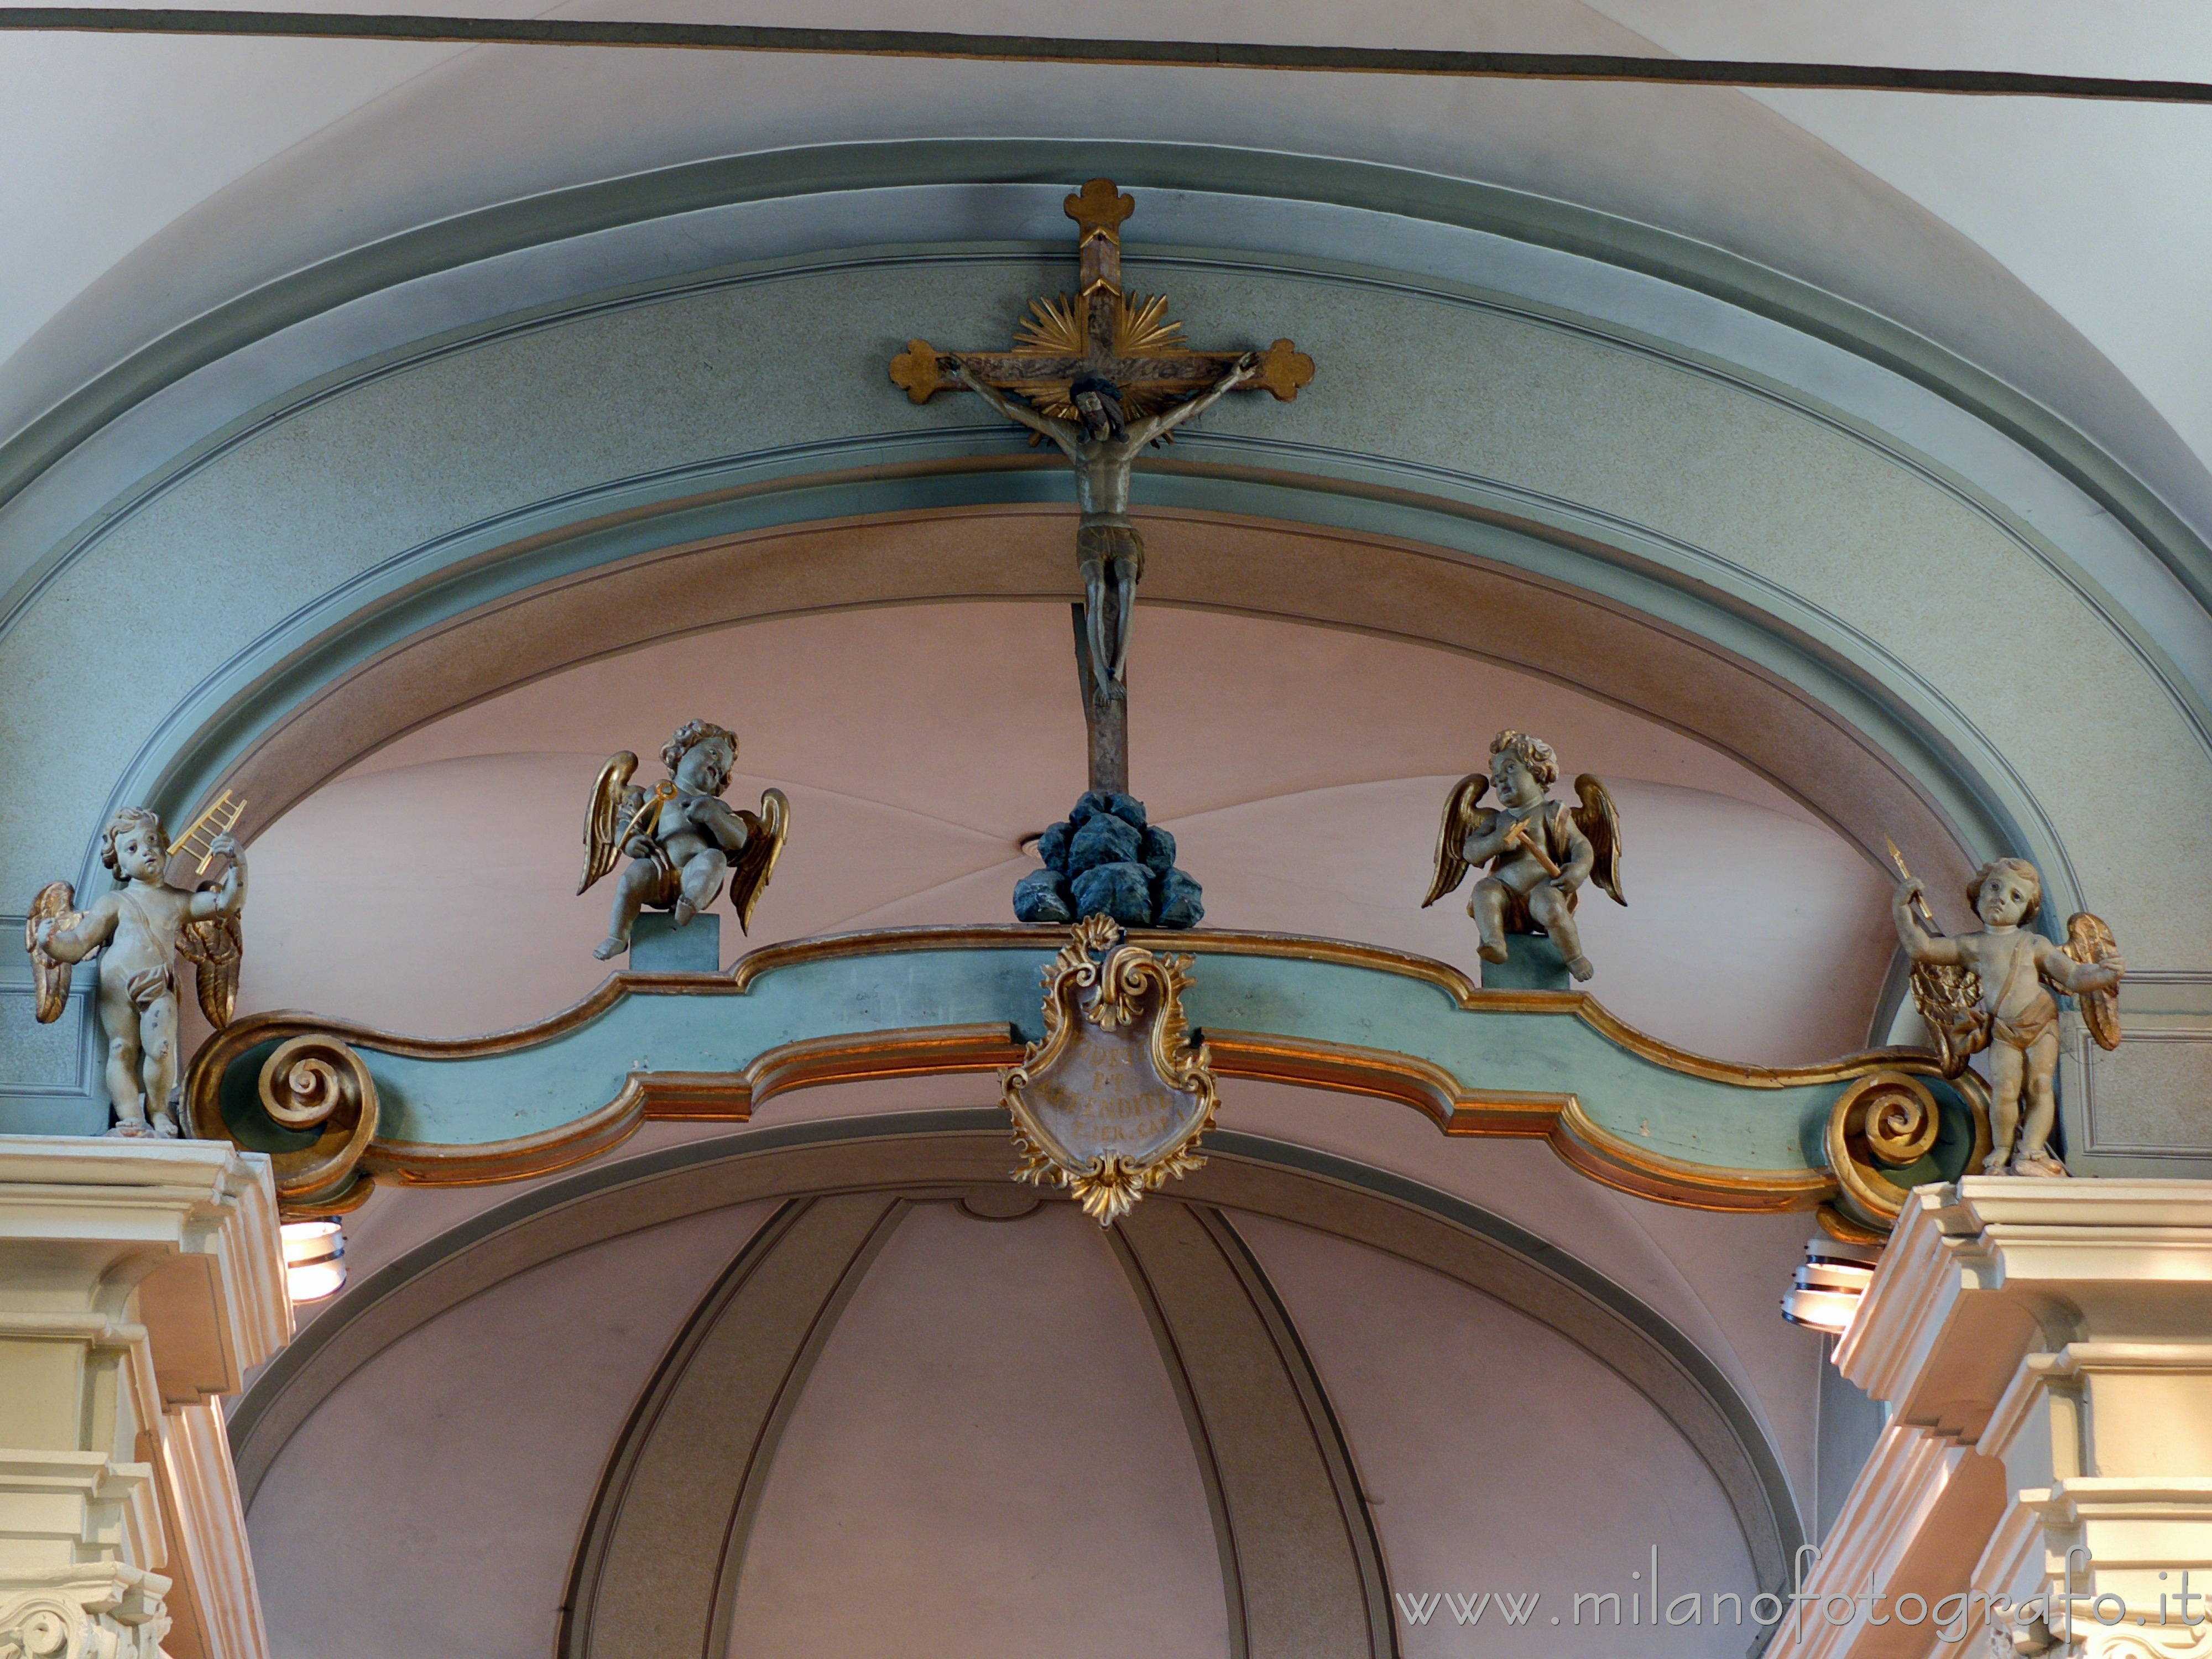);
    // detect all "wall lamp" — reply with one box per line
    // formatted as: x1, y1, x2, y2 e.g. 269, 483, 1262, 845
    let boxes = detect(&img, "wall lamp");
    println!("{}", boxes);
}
280, 1218, 348, 1303
1780, 1236, 1881, 1335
